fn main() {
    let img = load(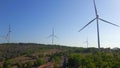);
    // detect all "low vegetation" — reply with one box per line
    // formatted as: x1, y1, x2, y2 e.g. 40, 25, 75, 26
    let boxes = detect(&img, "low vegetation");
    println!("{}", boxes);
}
0, 43, 120, 68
